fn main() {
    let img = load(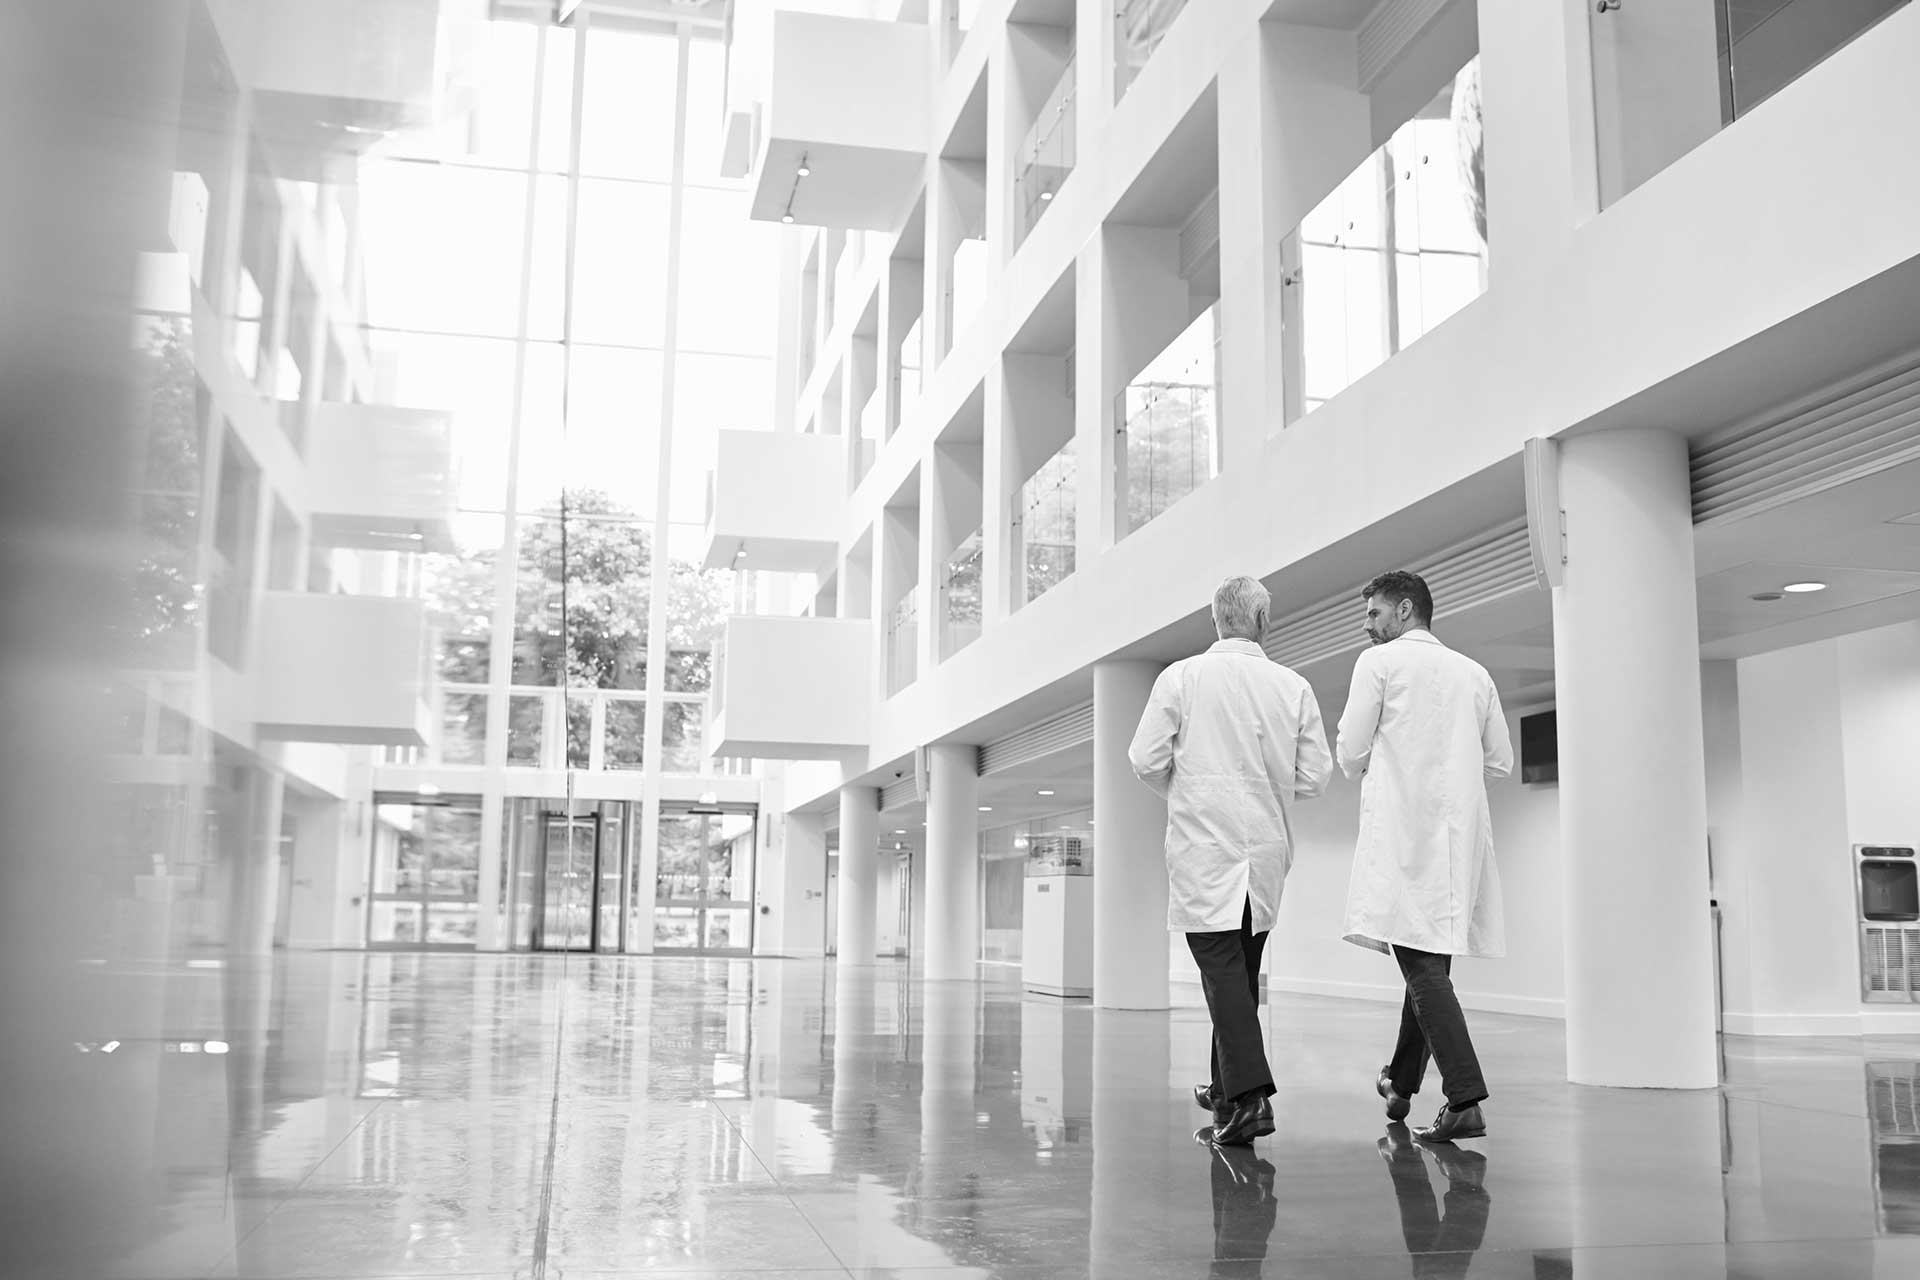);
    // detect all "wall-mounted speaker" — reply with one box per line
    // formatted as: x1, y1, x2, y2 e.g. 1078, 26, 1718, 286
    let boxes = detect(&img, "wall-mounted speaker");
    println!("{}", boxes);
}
1523, 437, 1566, 590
